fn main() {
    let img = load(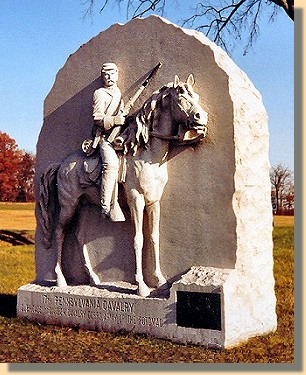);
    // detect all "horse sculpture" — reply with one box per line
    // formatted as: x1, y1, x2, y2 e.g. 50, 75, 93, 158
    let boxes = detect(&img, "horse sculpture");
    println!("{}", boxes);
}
38, 74, 208, 297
